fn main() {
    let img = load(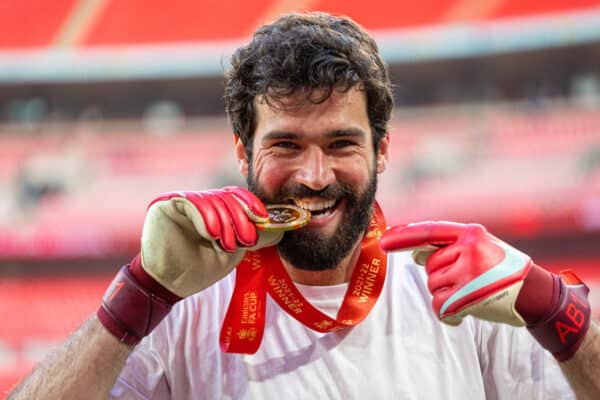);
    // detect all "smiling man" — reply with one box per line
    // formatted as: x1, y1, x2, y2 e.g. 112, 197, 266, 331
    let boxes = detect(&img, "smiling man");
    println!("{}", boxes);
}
244, 87, 385, 283
10, 12, 600, 400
